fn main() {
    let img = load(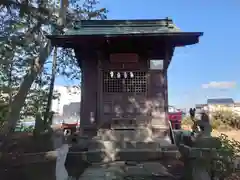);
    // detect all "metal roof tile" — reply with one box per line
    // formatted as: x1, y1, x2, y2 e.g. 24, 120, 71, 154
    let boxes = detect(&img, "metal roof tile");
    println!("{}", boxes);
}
64, 19, 181, 36
207, 98, 234, 104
